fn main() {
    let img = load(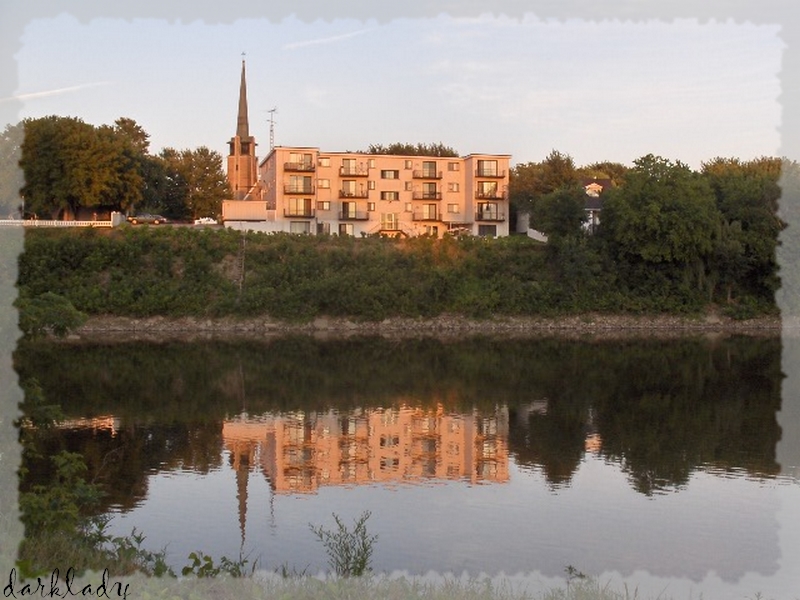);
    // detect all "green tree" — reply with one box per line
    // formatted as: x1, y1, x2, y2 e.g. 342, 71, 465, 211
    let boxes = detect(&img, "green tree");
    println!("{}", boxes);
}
509, 150, 577, 216
364, 142, 459, 157
601, 155, 721, 295
530, 184, 587, 240
0, 121, 25, 217
701, 156, 785, 302
158, 147, 229, 220
19, 116, 143, 218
